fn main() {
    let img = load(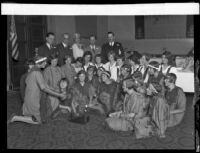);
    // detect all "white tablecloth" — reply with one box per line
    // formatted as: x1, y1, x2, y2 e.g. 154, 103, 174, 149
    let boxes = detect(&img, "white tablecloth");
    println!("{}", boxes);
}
149, 58, 194, 92
175, 71, 194, 93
